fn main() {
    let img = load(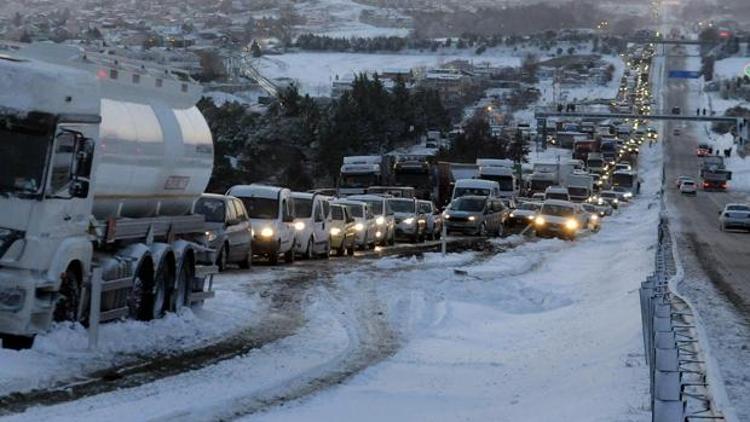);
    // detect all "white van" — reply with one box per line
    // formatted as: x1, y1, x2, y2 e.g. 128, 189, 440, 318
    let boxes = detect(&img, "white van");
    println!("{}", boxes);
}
451, 179, 501, 202
291, 192, 331, 259
348, 194, 396, 246
227, 184, 297, 265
